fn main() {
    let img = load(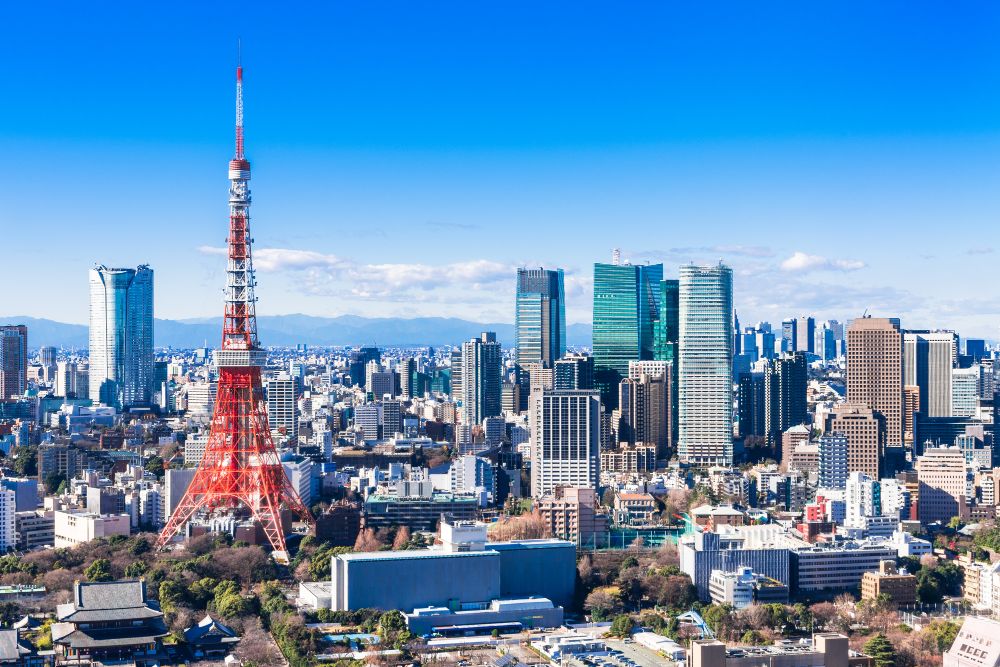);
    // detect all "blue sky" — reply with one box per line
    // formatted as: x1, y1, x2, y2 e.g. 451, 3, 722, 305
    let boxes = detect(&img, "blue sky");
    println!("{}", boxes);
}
3, 3, 1000, 336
